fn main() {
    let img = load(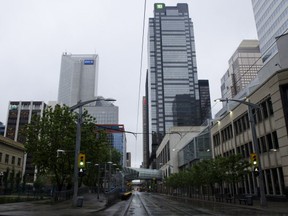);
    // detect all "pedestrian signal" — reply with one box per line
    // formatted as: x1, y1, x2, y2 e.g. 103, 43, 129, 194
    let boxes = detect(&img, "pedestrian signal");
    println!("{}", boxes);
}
254, 167, 259, 176
78, 168, 86, 177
